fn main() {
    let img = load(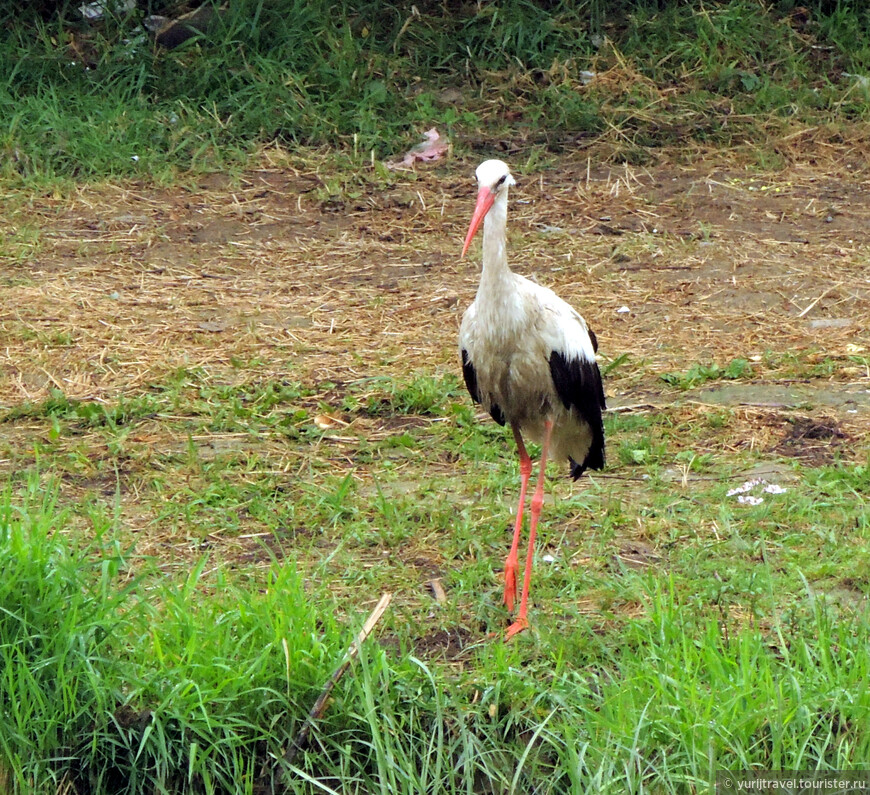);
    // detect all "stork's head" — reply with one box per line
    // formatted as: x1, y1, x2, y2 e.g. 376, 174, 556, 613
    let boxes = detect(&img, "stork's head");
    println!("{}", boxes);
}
461, 159, 516, 257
